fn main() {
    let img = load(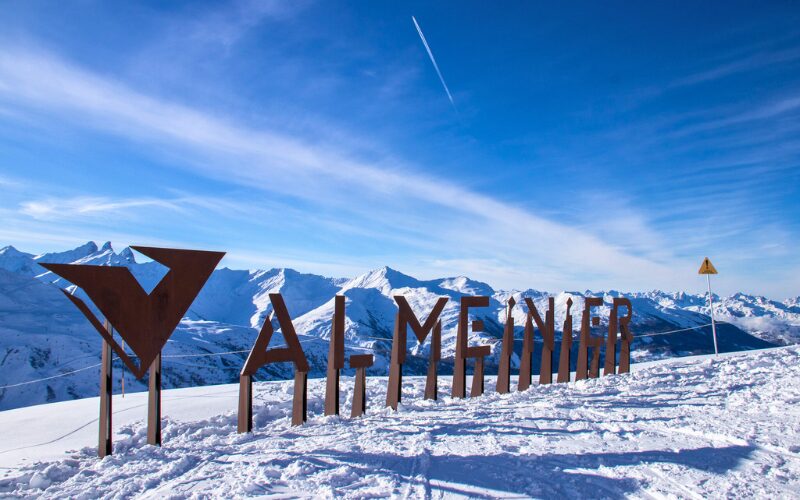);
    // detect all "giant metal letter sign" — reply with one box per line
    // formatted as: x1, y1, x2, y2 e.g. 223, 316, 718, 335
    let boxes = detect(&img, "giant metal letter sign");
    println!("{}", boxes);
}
452, 296, 491, 398
496, 297, 516, 394
238, 293, 310, 432
386, 296, 448, 410
41, 246, 224, 451
576, 297, 604, 380
525, 297, 555, 385
557, 297, 574, 383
